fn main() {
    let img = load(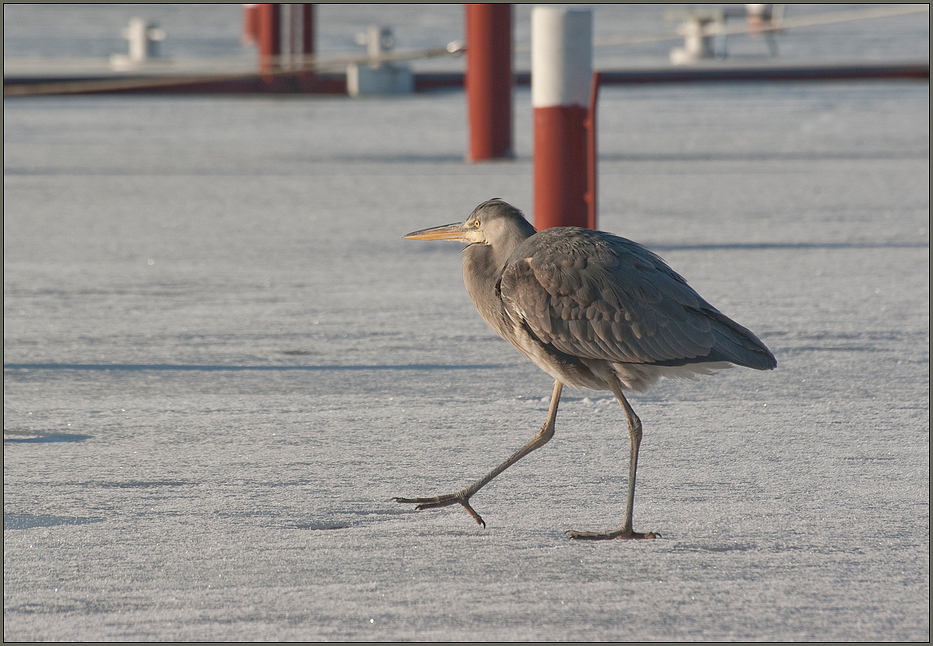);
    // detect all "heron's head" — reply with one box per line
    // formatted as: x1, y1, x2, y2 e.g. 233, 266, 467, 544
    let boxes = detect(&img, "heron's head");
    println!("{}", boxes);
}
404, 199, 536, 249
